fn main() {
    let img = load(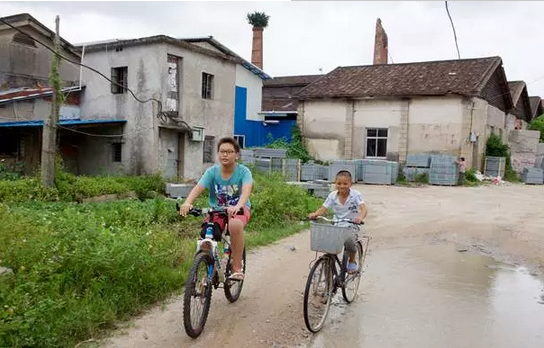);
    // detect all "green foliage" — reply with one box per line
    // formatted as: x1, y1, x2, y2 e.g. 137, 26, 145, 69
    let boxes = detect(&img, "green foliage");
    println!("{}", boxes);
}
0, 161, 25, 181
485, 134, 520, 182
529, 115, 544, 143
0, 171, 320, 347
246, 11, 270, 28
265, 125, 314, 163
415, 173, 429, 184
465, 168, 478, 183
0, 173, 166, 203
485, 134, 509, 157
